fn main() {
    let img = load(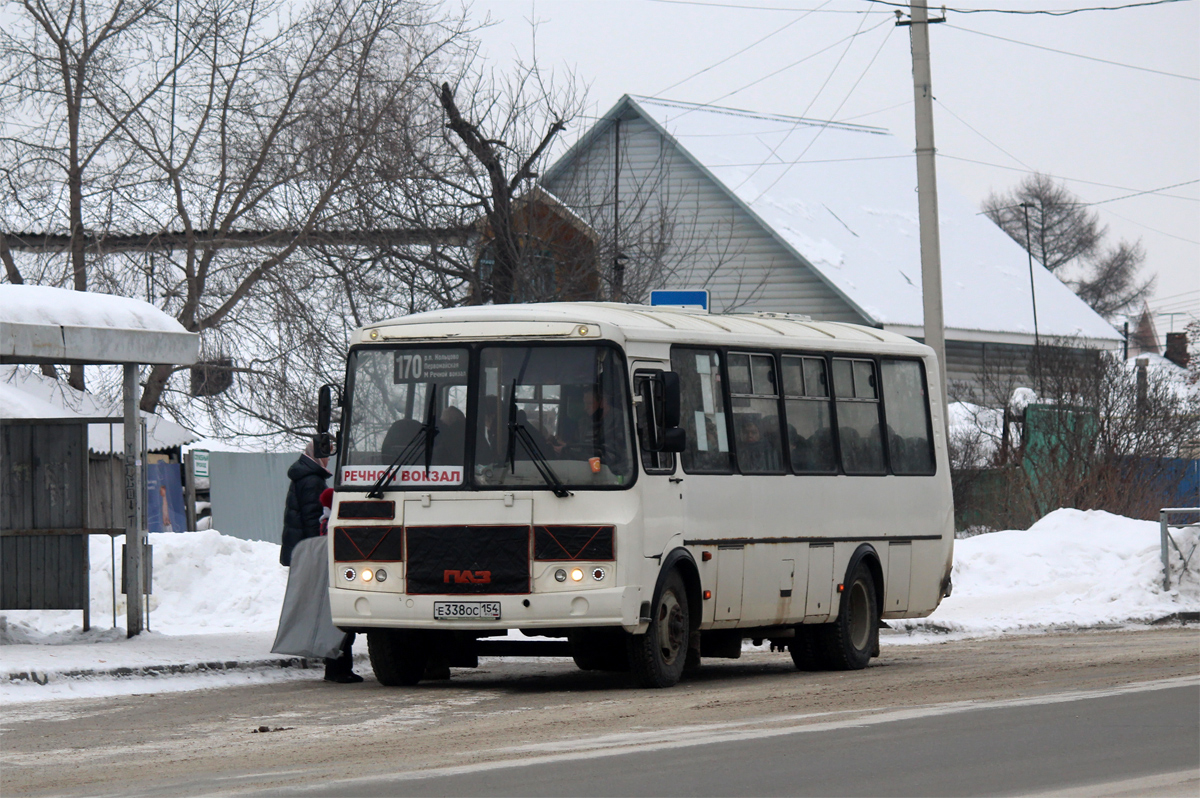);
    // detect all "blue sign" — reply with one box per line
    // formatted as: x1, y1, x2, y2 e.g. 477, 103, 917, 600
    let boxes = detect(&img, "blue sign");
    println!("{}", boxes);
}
649, 290, 709, 311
